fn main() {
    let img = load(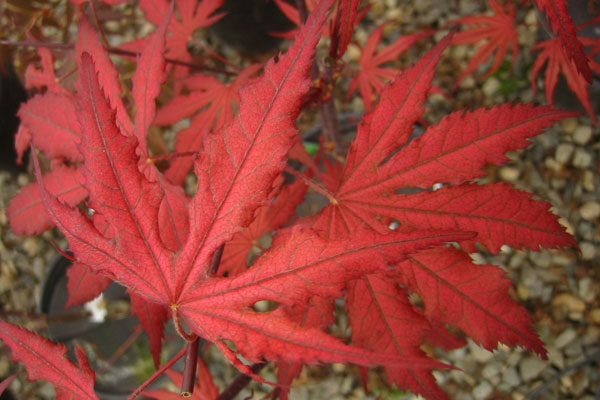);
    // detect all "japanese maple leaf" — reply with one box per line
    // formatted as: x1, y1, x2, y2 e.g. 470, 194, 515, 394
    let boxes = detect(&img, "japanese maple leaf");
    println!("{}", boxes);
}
533, 0, 592, 83
346, 25, 433, 112
121, 0, 225, 80
448, 0, 519, 89
293, 32, 576, 396
0, 322, 98, 400
7, 166, 87, 236
347, 273, 464, 400
153, 64, 262, 185
34, 0, 456, 374
531, 34, 600, 126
